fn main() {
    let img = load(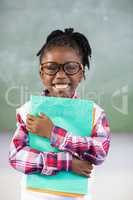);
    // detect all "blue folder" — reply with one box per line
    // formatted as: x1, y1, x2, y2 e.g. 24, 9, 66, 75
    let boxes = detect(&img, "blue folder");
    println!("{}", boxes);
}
26, 95, 94, 195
